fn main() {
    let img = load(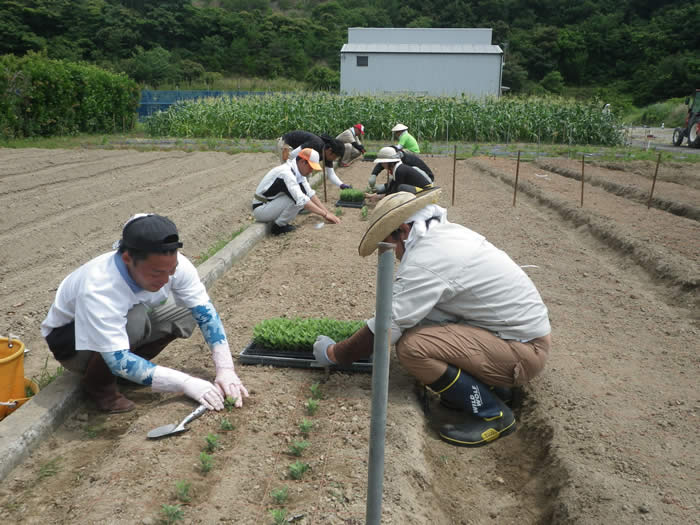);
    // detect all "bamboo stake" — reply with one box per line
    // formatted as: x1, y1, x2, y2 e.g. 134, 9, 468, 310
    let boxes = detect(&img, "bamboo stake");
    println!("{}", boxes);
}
451, 144, 457, 206
647, 152, 661, 209
512, 150, 520, 207
322, 149, 328, 203
580, 154, 585, 208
